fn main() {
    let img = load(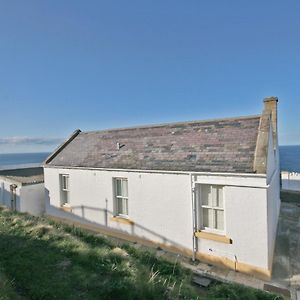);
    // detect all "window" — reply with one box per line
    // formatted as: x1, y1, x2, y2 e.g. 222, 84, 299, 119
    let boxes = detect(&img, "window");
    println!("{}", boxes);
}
200, 185, 224, 232
114, 178, 128, 217
60, 174, 70, 205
